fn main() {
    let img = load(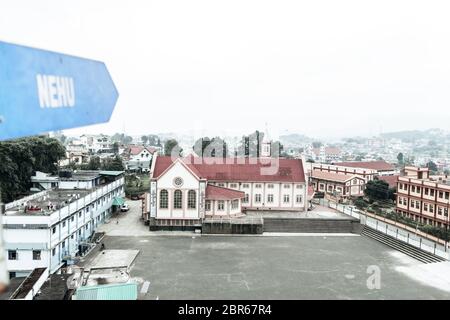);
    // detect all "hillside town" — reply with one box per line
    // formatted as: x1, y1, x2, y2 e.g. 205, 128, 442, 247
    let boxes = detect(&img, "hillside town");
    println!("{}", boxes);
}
2, 127, 450, 300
